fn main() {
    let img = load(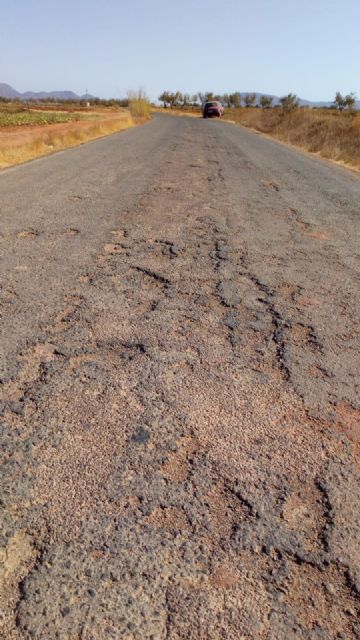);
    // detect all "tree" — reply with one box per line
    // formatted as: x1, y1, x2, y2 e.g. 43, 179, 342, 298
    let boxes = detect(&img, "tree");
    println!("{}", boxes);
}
222, 93, 231, 108
176, 92, 183, 107
229, 92, 241, 108
334, 91, 356, 111
181, 93, 190, 109
244, 93, 257, 107
279, 93, 299, 112
191, 94, 200, 110
158, 91, 183, 108
168, 91, 181, 108
159, 91, 171, 108
260, 95, 273, 109
205, 92, 215, 101
334, 92, 346, 111
344, 93, 356, 110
